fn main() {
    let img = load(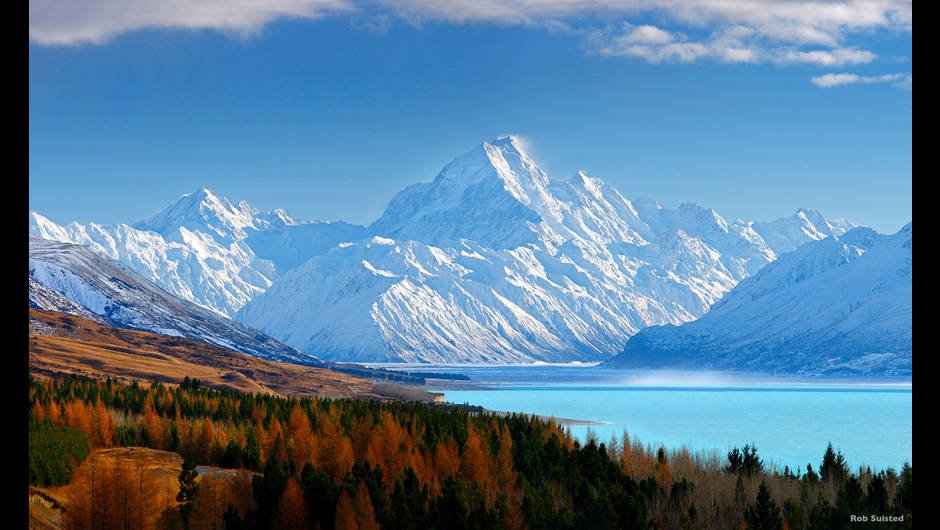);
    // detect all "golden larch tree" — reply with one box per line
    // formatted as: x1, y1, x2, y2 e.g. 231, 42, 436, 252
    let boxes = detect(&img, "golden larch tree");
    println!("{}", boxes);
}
335, 490, 358, 530
354, 481, 379, 530
315, 410, 354, 483
275, 478, 309, 530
